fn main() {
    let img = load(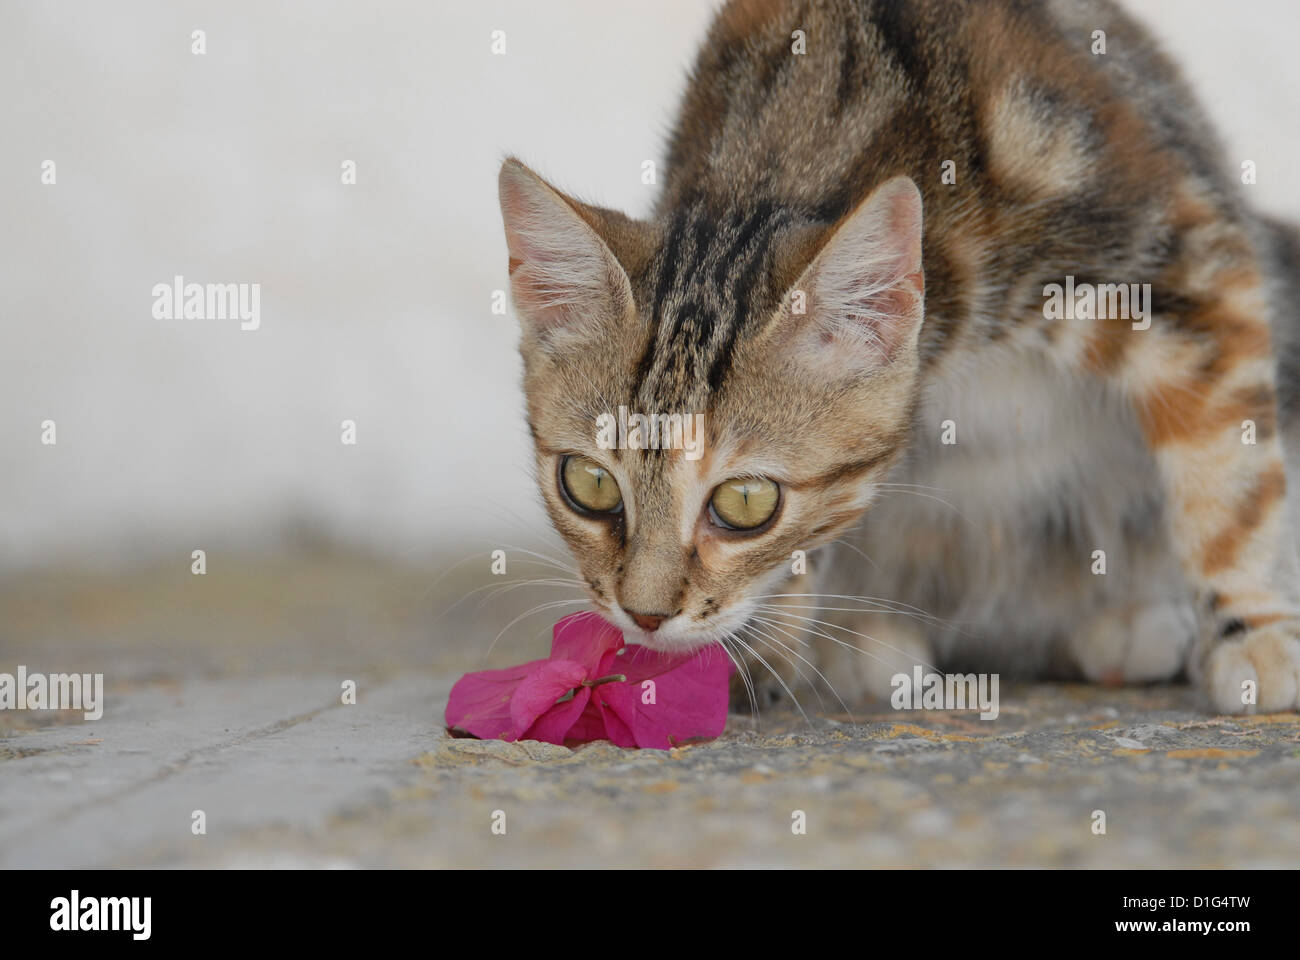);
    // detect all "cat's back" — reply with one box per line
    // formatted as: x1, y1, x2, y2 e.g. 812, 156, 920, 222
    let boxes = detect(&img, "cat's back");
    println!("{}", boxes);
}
661, 0, 1249, 364
664, 0, 1220, 214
